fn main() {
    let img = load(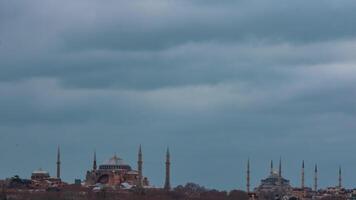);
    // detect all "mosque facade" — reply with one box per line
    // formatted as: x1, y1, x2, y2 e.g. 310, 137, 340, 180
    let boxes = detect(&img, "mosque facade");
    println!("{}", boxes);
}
254, 160, 293, 200
27, 147, 64, 189
85, 146, 150, 188
23, 145, 171, 190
